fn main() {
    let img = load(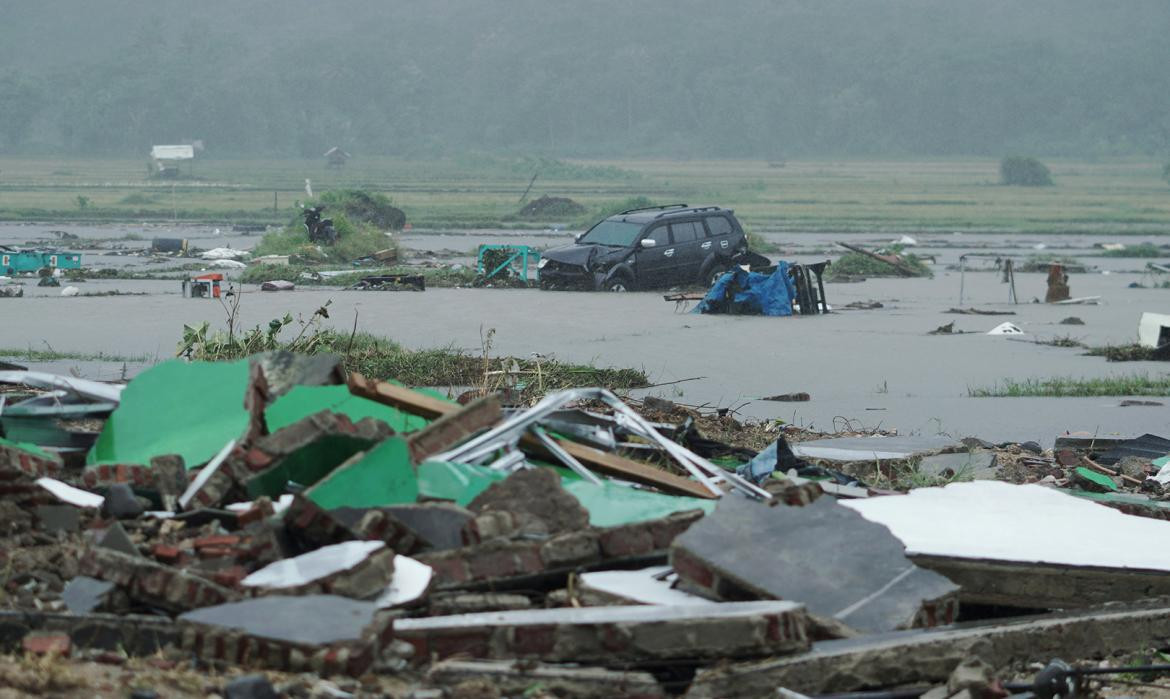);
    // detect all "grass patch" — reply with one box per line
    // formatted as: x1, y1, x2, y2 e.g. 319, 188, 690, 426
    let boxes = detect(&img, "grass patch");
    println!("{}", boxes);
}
117, 192, 158, 205
0, 346, 152, 363
178, 312, 649, 395
969, 374, 1170, 397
